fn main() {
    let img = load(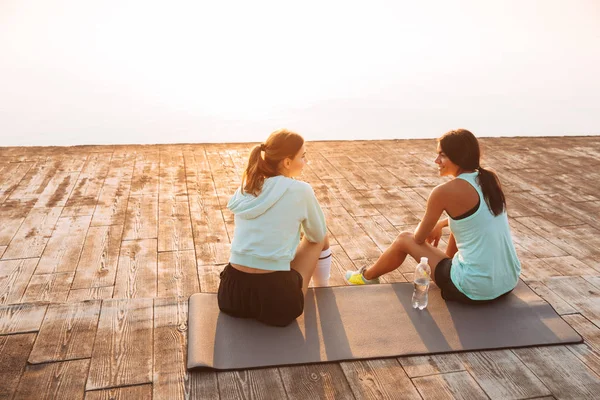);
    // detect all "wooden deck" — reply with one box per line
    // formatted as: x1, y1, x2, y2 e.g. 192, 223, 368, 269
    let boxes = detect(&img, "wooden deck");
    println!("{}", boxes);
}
1, 136, 600, 399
